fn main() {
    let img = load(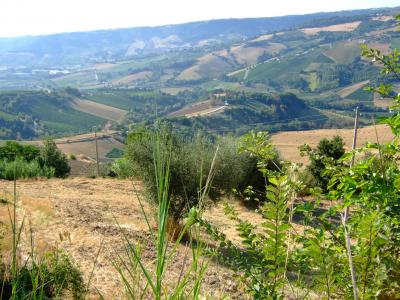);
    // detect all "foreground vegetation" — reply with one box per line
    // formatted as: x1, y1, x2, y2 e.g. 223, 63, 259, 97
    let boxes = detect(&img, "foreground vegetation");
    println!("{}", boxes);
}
0, 139, 70, 179
2, 14, 400, 300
